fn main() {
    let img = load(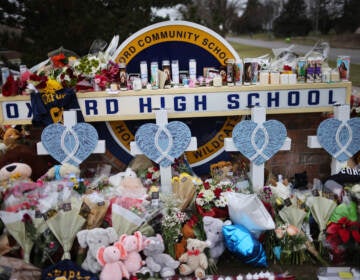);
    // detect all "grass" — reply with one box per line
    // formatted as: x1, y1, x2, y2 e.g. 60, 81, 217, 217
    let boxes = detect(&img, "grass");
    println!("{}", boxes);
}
229, 41, 360, 87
